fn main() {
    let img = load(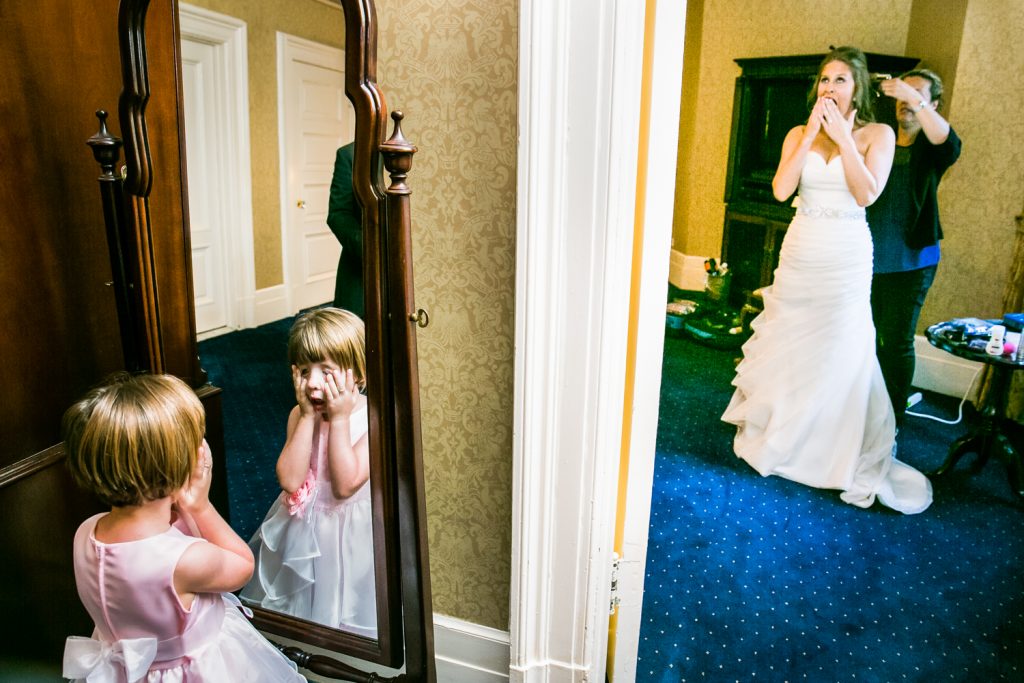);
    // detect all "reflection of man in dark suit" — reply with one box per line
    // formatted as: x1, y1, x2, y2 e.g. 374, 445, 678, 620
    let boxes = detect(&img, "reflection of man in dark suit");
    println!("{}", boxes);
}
326, 142, 364, 317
